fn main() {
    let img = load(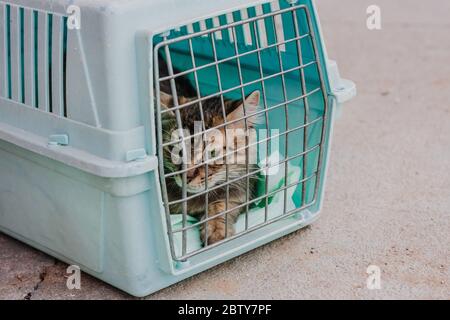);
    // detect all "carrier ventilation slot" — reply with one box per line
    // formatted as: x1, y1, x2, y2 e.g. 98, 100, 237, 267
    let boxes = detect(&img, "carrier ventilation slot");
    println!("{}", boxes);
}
154, 1, 328, 262
0, 2, 68, 117
183, 1, 285, 51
